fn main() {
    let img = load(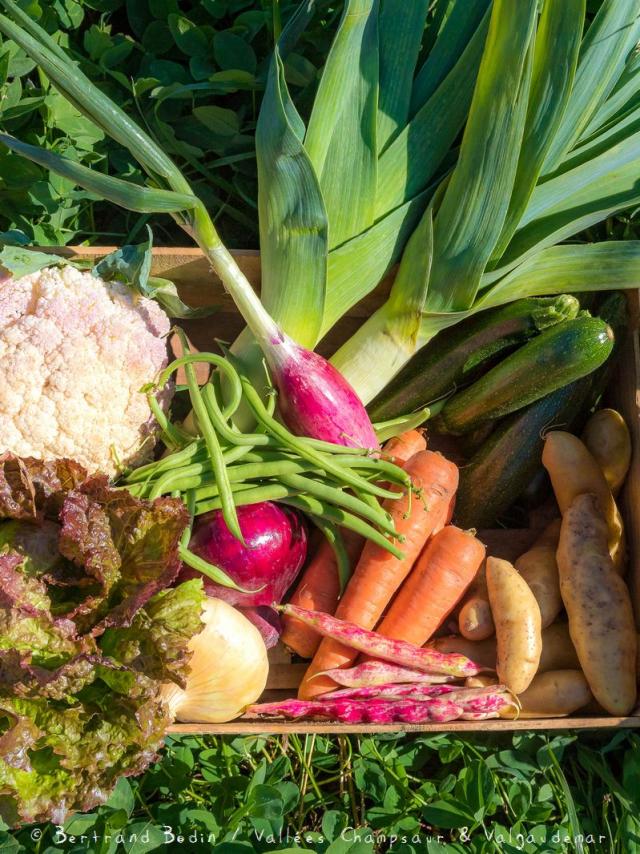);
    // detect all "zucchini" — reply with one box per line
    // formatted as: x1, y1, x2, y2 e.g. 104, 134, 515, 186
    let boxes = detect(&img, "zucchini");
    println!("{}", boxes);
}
437, 316, 613, 435
587, 291, 628, 409
367, 295, 580, 421
454, 378, 593, 530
